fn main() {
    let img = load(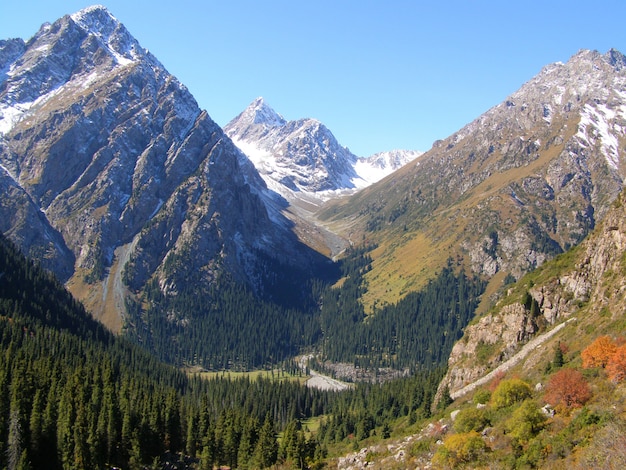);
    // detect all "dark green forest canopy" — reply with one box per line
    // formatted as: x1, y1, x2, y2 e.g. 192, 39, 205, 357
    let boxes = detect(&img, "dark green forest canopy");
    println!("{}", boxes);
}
124, 259, 332, 370
126, 242, 485, 374
319, 251, 486, 371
